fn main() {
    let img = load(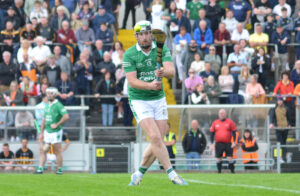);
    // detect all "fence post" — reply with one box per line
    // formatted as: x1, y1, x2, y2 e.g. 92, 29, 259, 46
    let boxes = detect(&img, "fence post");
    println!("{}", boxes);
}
296, 97, 300, 140
276, 142, 281, 174
267, 116, 271, 170
4, 110, 8, 141
88, 128, 93, 172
